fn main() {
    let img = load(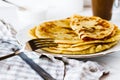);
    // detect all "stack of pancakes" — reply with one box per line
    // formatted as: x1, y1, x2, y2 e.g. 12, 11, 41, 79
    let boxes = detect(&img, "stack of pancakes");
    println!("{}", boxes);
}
29, 15, 120, 55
